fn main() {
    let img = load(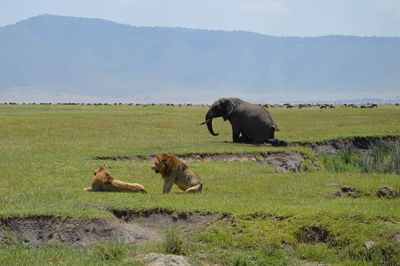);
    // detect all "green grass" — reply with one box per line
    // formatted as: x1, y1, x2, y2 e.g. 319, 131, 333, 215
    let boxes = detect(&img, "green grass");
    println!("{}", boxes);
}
323, 139, 400, 174
0, 242, 140, 265
0, 104, 399, 265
